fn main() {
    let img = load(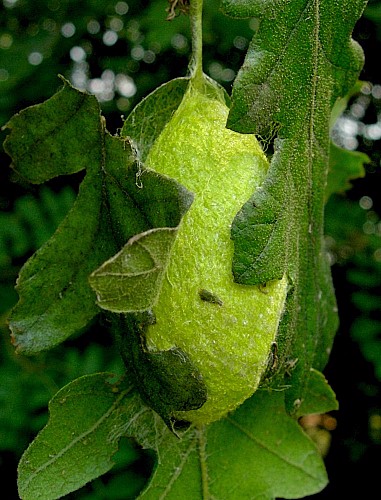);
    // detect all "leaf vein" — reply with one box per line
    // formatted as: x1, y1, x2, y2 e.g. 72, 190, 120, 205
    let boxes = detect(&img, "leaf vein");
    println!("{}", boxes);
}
226, 416, 320, 481
196, 427, 210, 499
159, 435, 198, 499
22, 385, 134, 489
11, 90, 89, 166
